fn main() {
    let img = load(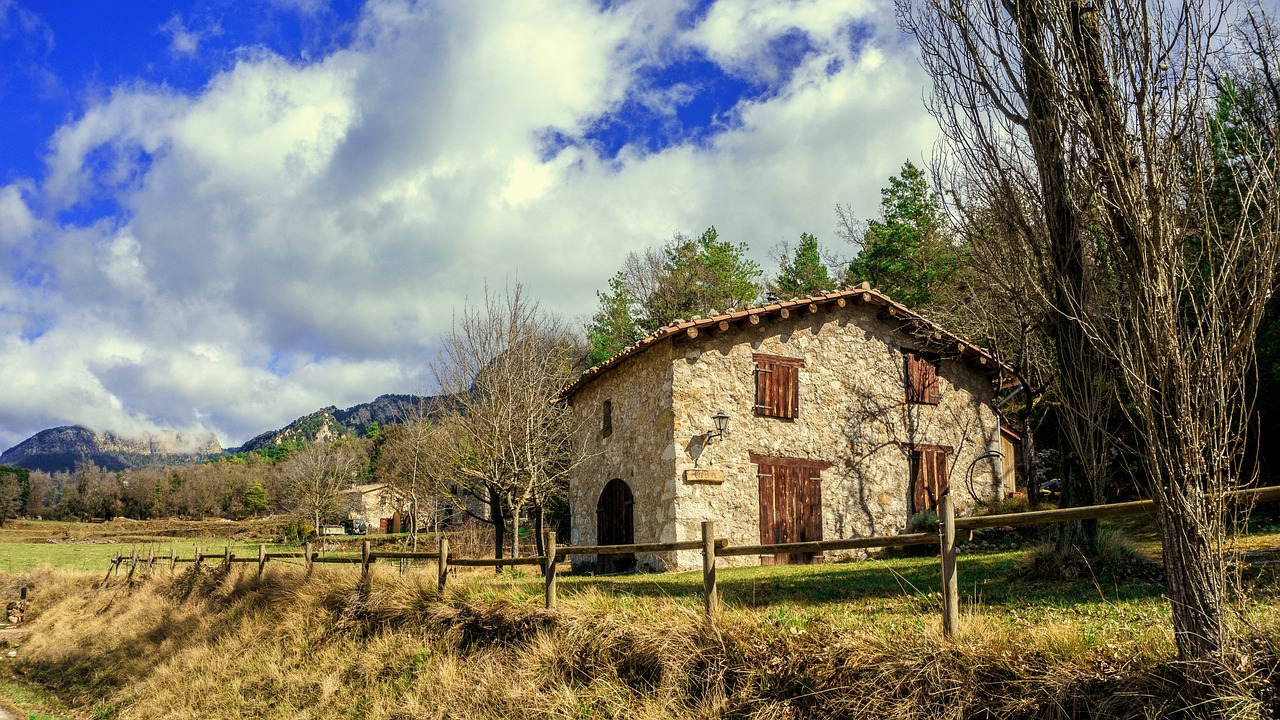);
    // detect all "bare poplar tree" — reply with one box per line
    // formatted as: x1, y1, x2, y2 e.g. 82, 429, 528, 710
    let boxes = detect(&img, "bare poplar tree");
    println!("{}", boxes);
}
901, 0, 1280, 688
433, 283, 587, 565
